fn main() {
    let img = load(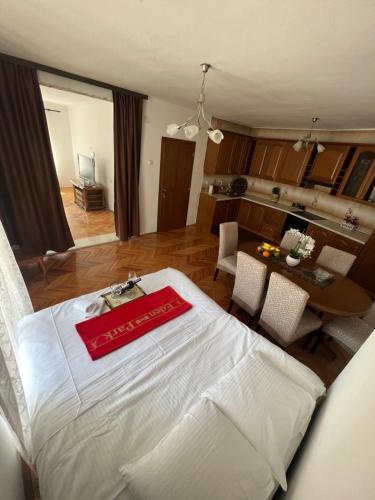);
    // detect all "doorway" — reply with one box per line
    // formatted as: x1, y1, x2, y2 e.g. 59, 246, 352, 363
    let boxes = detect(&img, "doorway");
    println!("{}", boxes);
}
41, 86, 117, 248
157, 137, 195, 232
